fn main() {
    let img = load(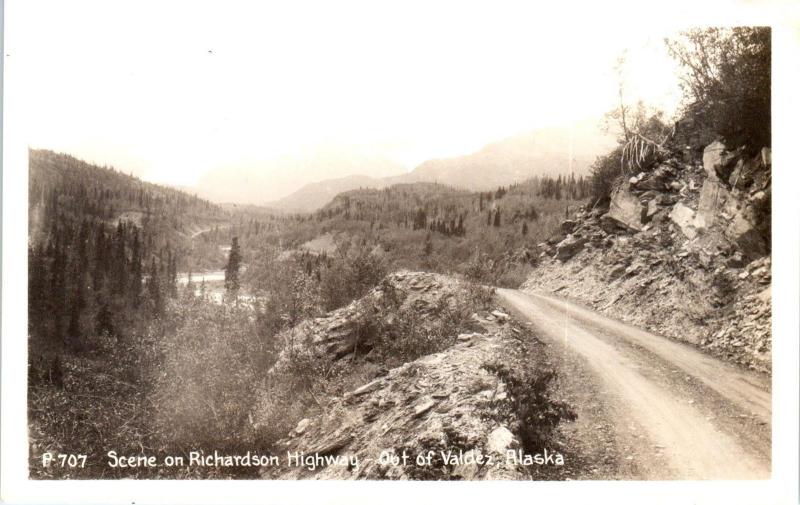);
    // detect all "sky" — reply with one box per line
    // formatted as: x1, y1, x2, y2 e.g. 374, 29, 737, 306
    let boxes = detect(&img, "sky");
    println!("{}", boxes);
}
10, 0, 781, 199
